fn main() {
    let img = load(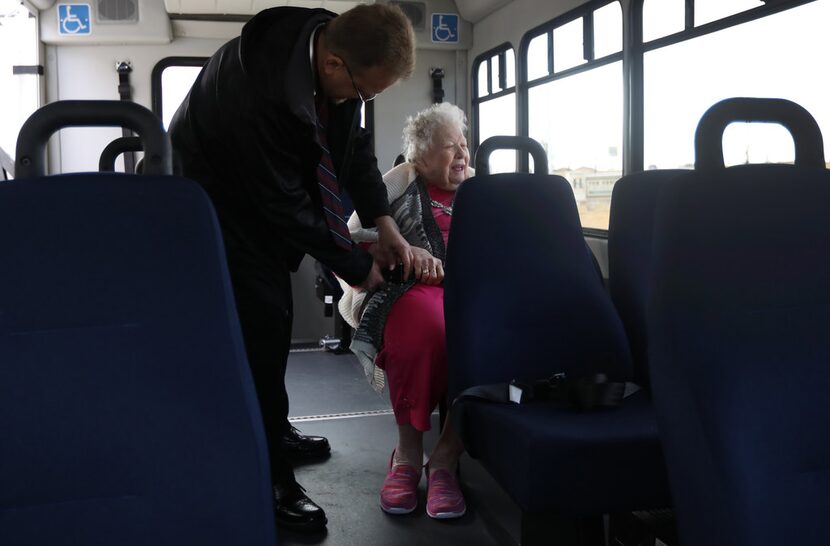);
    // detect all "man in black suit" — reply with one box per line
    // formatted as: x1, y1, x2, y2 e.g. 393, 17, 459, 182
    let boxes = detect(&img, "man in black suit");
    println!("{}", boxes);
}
169, 4, 415, 532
